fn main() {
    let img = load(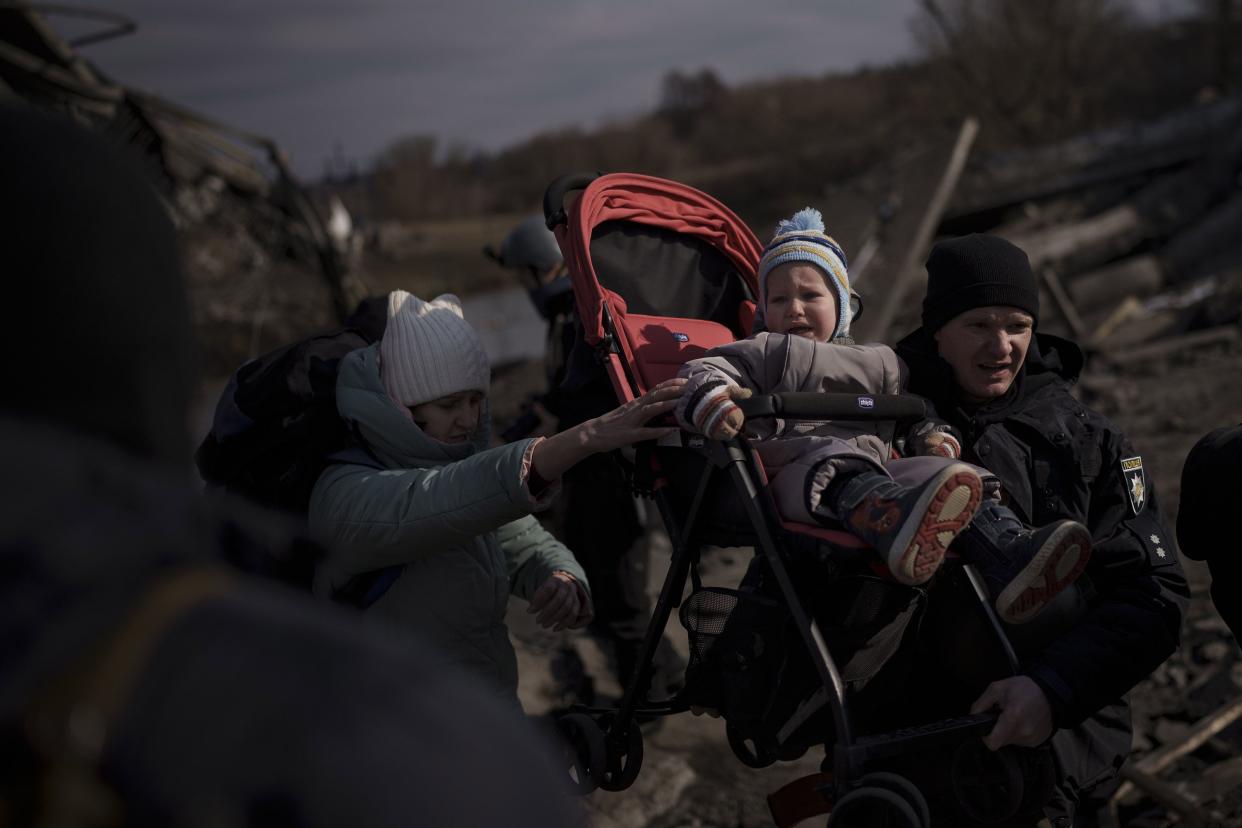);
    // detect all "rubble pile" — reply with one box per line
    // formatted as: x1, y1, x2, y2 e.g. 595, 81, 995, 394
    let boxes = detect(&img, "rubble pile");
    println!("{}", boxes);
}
1111, 598, 1242, 827
949, 95, 1242, 362
0, 2, 362, 373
